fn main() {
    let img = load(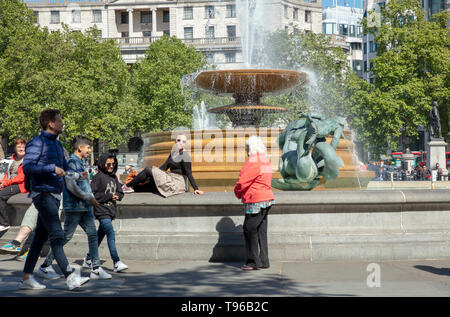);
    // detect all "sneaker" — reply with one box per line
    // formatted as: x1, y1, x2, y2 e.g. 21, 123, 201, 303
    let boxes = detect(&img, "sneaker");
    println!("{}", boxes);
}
66, 271, 81, 291
0, 241, 21, 253
122, 184, 134, 193
90, 267, 112, 280
82, 257, 92, 269
66, 267, 90, 291
16, 250, 28, 262
0, 225, 10, 232
113, 261, 128, 272
35, 265, 61, 280
19, 275, 46, 290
